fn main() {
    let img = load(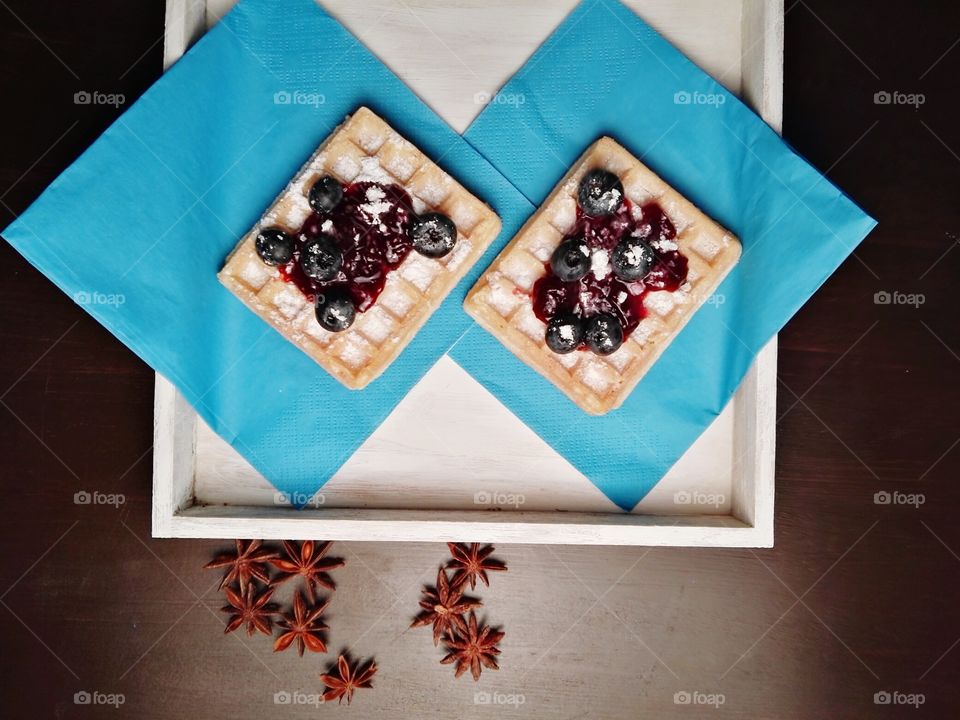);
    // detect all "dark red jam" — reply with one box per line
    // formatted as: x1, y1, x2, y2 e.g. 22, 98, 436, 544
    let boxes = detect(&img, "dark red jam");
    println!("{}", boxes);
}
532, 200, 688, 339
279, 182, 414, 313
